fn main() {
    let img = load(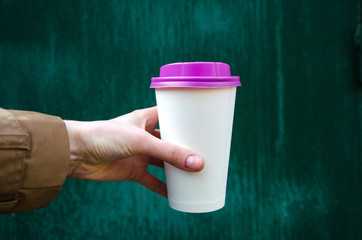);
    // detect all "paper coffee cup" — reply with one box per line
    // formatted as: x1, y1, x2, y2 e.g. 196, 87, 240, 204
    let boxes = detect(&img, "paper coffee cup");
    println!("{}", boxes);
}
150, 62, 241, 213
